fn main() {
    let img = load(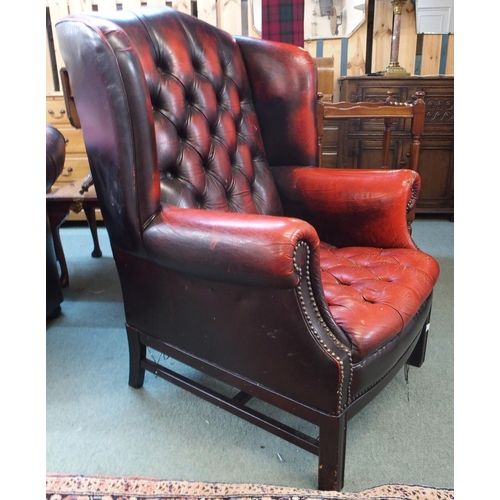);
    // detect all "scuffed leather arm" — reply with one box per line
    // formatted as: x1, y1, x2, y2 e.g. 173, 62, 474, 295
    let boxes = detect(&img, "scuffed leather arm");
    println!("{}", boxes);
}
272, 167, 420, 249
143, 205, 320, 287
